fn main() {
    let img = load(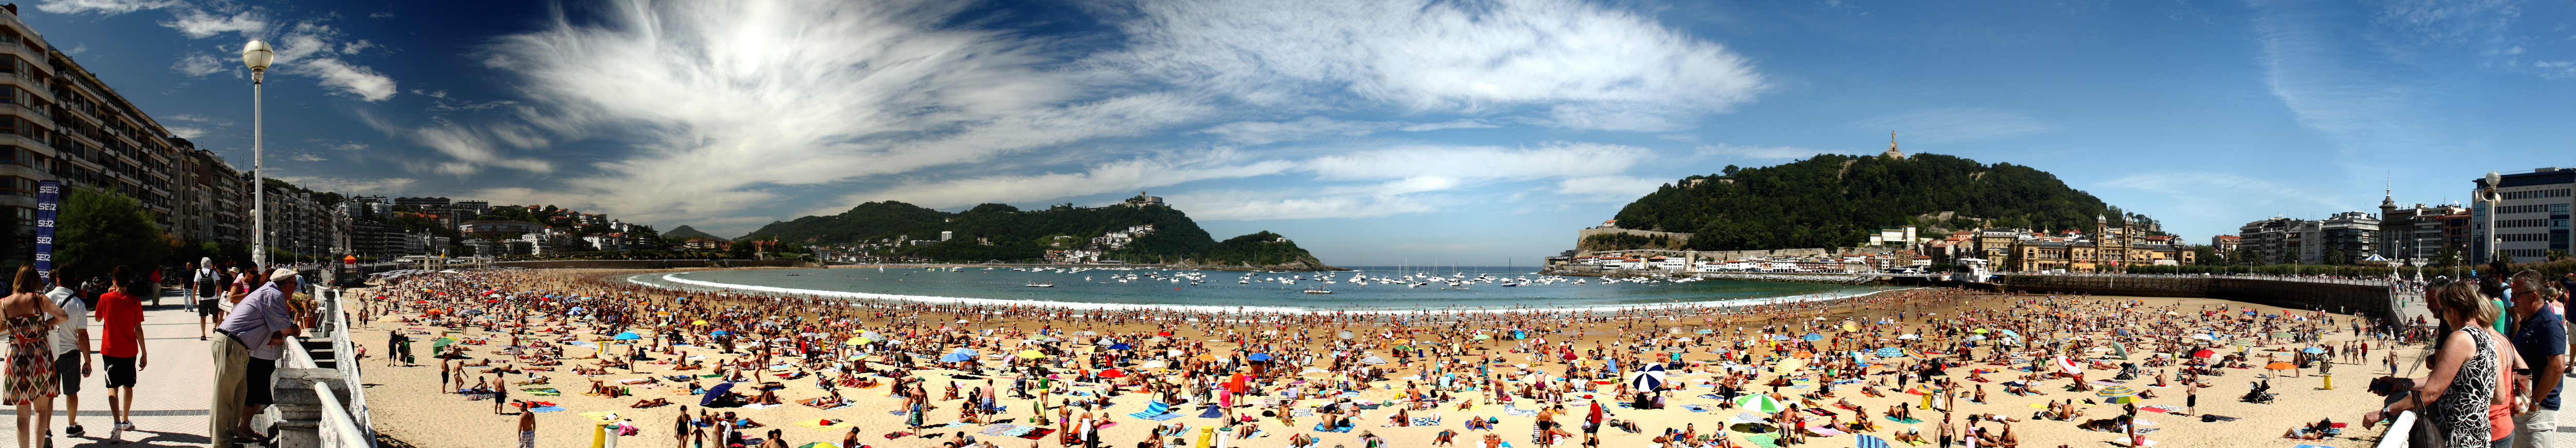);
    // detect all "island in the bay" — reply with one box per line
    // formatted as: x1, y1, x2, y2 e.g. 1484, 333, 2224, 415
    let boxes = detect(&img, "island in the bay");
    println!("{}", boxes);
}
740, 193, 1342, 271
